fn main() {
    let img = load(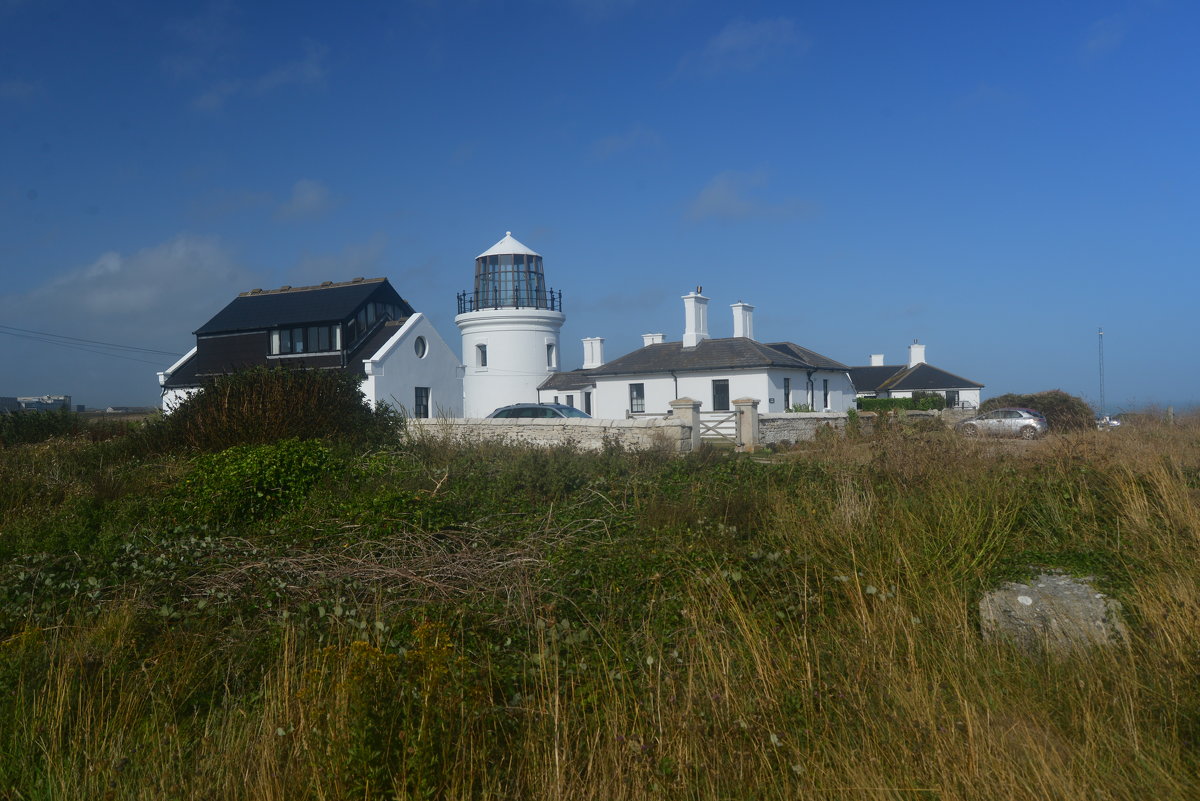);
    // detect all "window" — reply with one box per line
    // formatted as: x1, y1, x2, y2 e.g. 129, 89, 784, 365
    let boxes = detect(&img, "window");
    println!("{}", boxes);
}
546, 343, 556, 369
712, 379, 730, 411
414, 387, 430, 419
271, 325, 339, 355
584, 391, 592, 415
629, 383, 645, 413
783, 377, 791, 409
566, 394, 574, 408
413, 336, 427, 358
822, 379, 830, 410
476, 344, 488, 367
